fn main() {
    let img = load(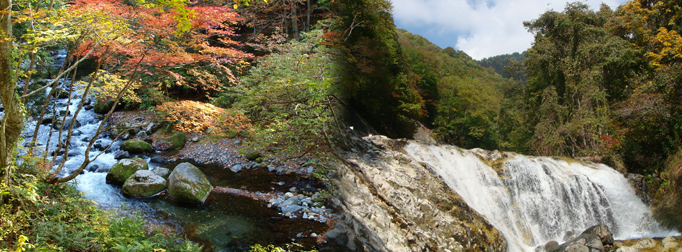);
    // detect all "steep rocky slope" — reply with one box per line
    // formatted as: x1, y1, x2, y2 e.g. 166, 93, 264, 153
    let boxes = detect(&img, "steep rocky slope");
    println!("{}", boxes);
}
328, 134, 507, 251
